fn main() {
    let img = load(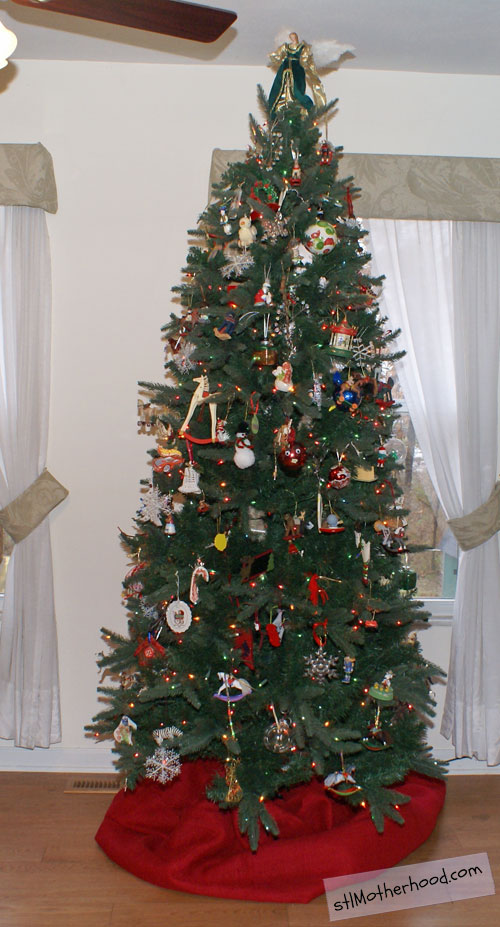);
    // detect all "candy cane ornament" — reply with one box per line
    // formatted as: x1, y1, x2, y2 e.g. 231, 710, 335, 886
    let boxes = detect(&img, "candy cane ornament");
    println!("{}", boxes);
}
190, 558, 209, 604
